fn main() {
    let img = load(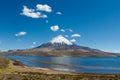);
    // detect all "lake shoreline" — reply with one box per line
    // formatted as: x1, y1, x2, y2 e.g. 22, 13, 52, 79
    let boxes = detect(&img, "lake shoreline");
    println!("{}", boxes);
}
0, 58, 120, 80
1, 55, 120, 74
6, 59, 120, 75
